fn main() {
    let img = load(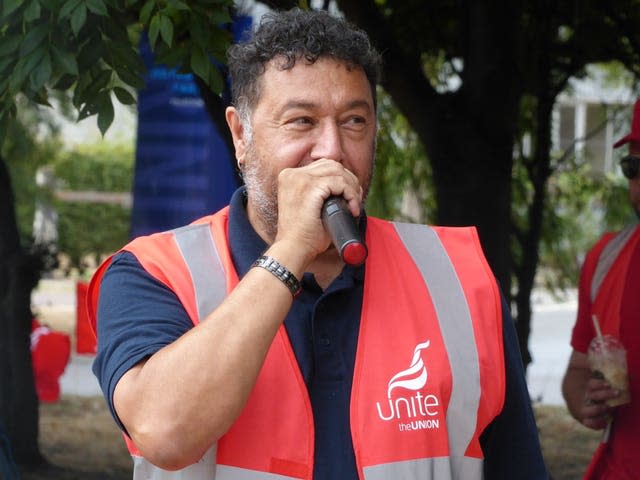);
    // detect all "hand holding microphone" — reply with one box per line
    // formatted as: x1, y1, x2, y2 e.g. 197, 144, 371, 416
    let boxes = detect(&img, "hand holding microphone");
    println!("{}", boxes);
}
321, 196, 368, 266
